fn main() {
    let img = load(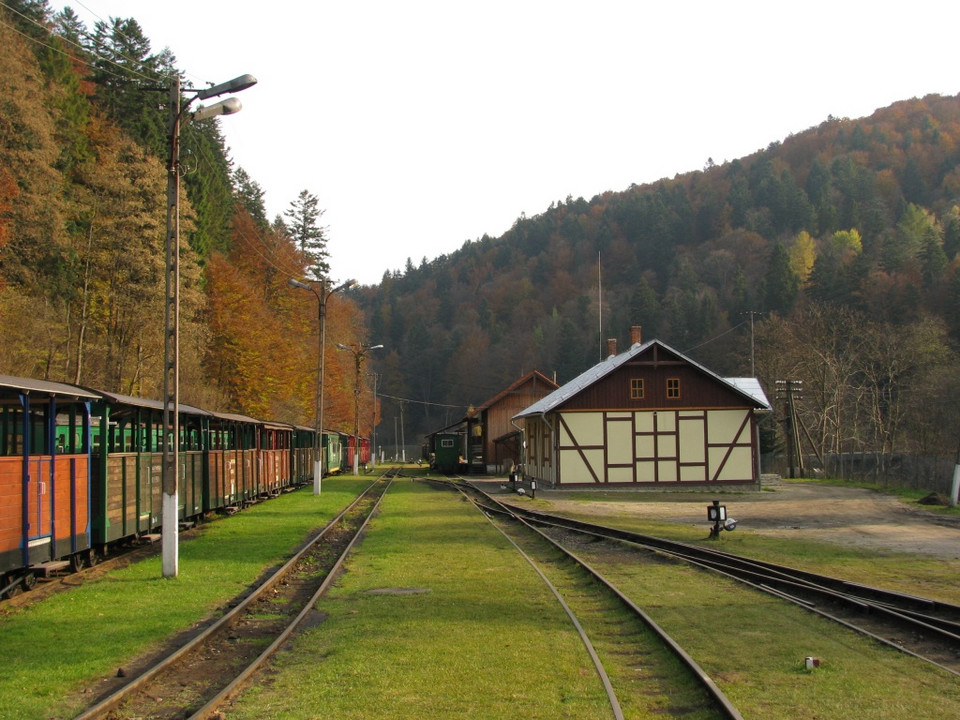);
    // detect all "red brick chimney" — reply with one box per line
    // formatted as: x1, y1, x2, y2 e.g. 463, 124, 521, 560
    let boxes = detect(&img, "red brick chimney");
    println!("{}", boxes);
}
630, 325, 643, 346
606, 338, 617, 357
